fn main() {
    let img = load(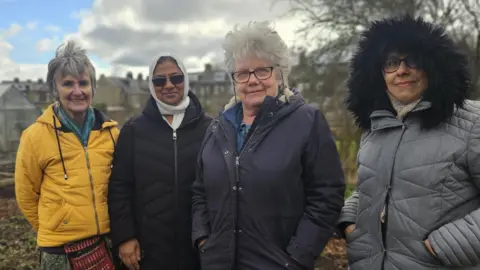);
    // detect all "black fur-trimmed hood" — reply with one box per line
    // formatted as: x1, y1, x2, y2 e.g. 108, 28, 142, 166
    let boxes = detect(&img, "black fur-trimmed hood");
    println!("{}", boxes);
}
345, 15, 471, 130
